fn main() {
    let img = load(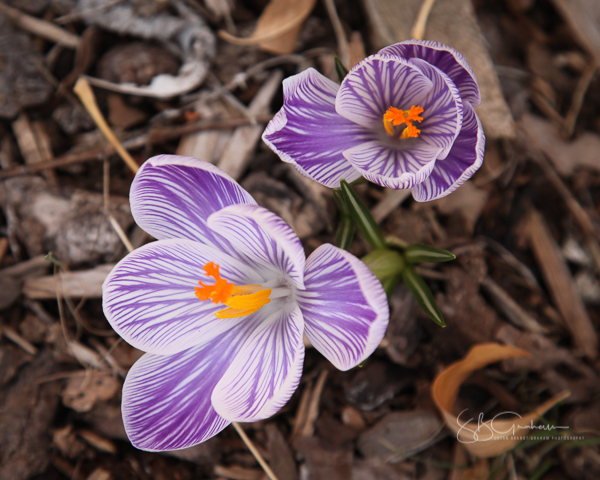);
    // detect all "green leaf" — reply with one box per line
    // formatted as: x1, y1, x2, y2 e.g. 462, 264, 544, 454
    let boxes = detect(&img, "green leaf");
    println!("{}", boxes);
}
402, 265, 446, 327
361, 249, 405, 281
404, 244, 456, 264
333, 188, 350, 215
340, 180, 386, 250
335, 216, 356, 250
334, 56, 349, 83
